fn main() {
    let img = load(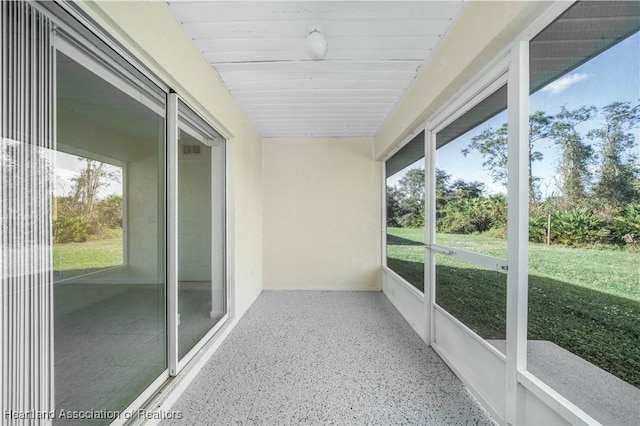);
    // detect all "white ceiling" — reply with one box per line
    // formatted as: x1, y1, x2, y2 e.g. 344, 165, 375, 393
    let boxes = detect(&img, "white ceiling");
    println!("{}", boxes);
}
167, 1, 466, 138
